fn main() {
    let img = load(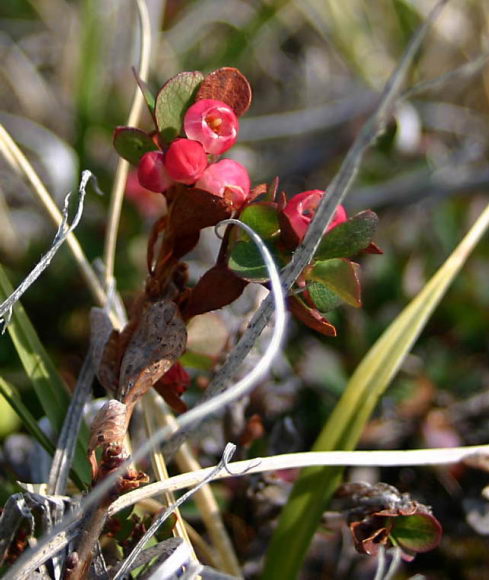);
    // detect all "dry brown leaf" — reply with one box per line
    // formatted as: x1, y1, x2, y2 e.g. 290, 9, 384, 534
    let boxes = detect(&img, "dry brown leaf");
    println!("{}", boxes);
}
118, 299, 187, 410
88, 399, 129, 477
90, 308, 121, 395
